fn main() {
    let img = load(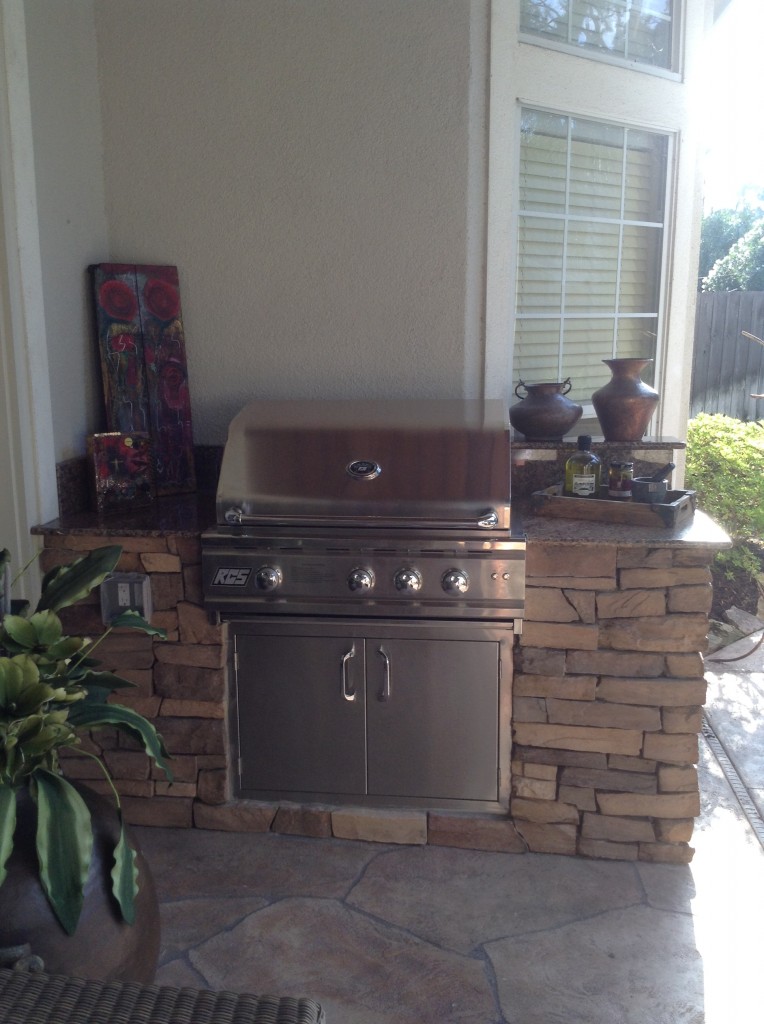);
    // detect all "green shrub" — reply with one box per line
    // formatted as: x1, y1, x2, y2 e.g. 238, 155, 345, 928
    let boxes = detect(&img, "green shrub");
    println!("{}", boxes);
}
685, 414, 764, 598
685, 413, 764, 539
717, 542, 762, 582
